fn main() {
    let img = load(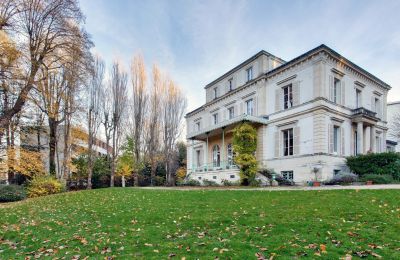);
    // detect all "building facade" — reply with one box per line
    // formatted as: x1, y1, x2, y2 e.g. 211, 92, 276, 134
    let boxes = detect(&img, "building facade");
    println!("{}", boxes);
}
185, 45, 390, 184
387, 101, 400, 152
